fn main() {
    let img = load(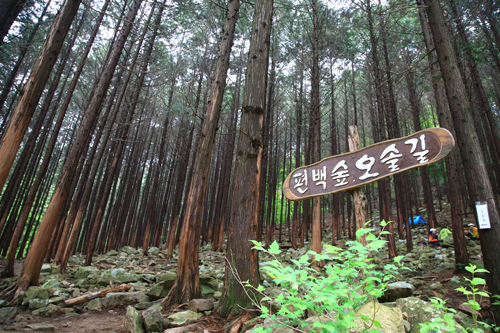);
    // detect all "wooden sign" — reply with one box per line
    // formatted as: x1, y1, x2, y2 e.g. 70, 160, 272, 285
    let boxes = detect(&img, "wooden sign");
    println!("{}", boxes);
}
283, 128, 454, 201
